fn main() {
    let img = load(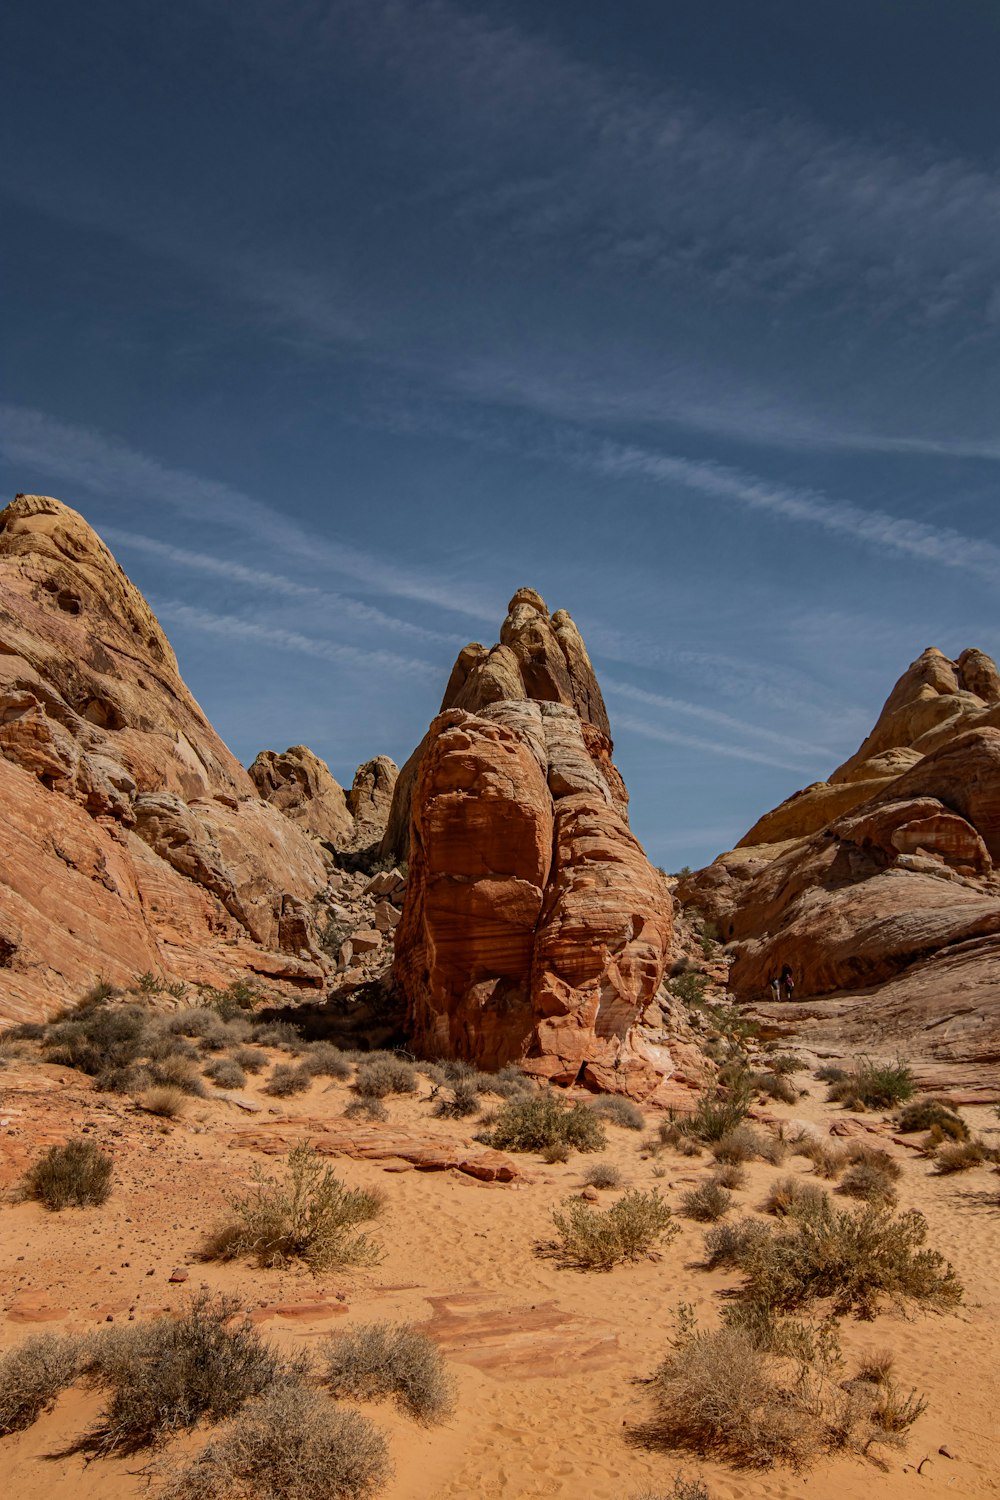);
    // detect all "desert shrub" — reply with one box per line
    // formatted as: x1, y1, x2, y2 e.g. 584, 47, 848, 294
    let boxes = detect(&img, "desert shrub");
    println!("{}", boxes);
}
766, 1055, 806, 1076
792, 1136, 845, 1178
94, 1062, 153, 1094
550, 1189, 677, 1269
656, 1121, 703, 1157
814, 1065, 848, 1083
752, 1072, 797, 1105
588, 1095, 645, 1130
712, 1162, 746, 1190
343, 1096, 388, 1123
6, 1021, 46, 1041
322, 1321, 453, 1422
265, 1063, 313, 1097
668, 971, 708, 1007
842, 1142, 903, 1177
252, 1021, 304, 1050
202, 1145, 383, 1271
164, 1007, 222, 1039
631, 1479, 712, 1500
711, 1126, 773, 1165
541, 1141, 570, 1164
0, 1332, 82, 1434
584, 1162, 623, 1190
867, 1381, 927, 1436
651, 1324, 821, 1468
896, 1098, 967, 1140
702, 1217, 770, 1270
197, 1018, 253, 1054
685, 1077, 754, 1142
43, 1004, 149, 1075
354, 1056, 417, 1098
233, 1045, 268, 1074
142, 1086, 190, 1118
737, 1201, 963, 1317
827, 1060, 915, 1109
301, 1043, 352, 1080
484, 1064, 534, 1098
149, 1055, 207, 1095
681, 1181, 733, 1222
854, 1348, 895, 1385
204, 1058, 247, 1090
837, 1162, 898, 1206
146, 1031, 200, 1063
762, 1176, 829, 1219
199, 979, 265, 1020
90, 1293, 288, 1453
156, 1383, 389, 1500
933, 1139, 993, 1173
23, 1137, 113, 1210
482, 1092, 607, 1154
433, 1080, 481, 1119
